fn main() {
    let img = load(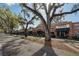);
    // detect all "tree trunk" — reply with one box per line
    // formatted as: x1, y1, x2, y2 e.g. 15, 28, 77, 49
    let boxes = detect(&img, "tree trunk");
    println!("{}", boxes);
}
44, 26, 51, 41
9, 28, 13, 35
44, 11, 51, 41
24, 24, 28, 37
44, 25, 52, 46
24, 29, 27, 37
